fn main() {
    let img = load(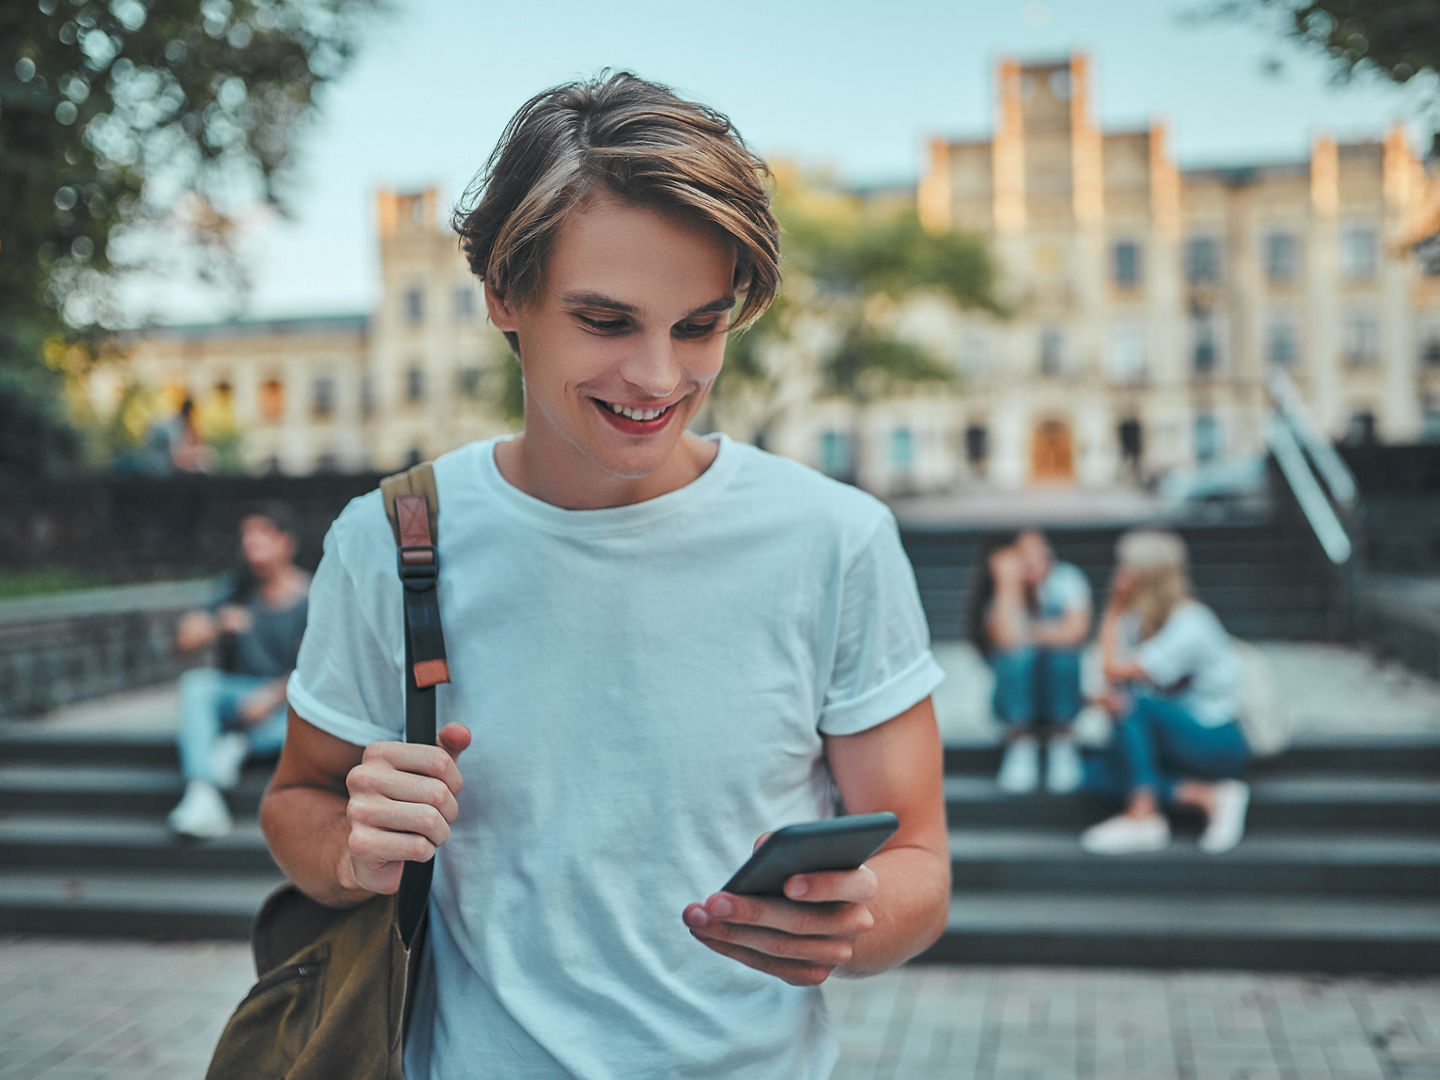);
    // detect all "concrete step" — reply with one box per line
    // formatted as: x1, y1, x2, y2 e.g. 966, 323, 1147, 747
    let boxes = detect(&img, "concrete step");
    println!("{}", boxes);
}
0, 868, 283, 938
941, 736, 1440, 776
0, 814, 276, 873
943, 774, 1440, 832
0, 763, 269, 815
923, 892, 1440, 973
947, 829, 1440, 896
